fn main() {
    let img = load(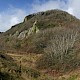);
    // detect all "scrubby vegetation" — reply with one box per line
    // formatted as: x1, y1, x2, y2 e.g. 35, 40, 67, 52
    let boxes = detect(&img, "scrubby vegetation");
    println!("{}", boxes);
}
36, 28, 80, 72
0, 9, 80, 80
0, 52, 23, 80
